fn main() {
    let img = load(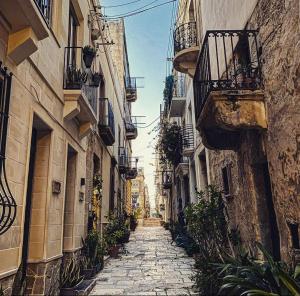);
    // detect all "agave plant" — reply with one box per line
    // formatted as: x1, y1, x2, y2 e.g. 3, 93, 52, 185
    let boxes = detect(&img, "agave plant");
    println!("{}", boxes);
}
217, 243, 300, 296
61, 258, 84, 288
